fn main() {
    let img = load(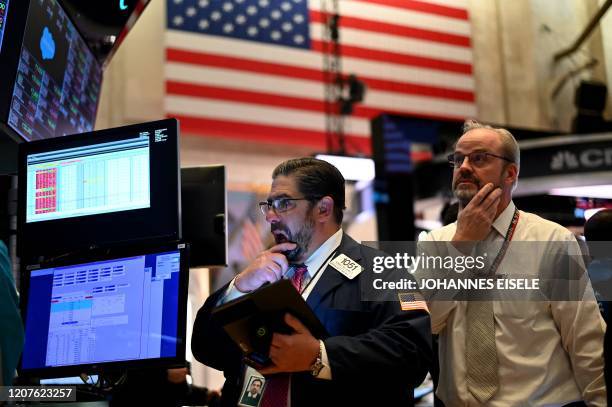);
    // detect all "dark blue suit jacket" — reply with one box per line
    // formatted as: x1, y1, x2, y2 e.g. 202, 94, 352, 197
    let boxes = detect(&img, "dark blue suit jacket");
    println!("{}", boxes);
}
192, 234, 432, 407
